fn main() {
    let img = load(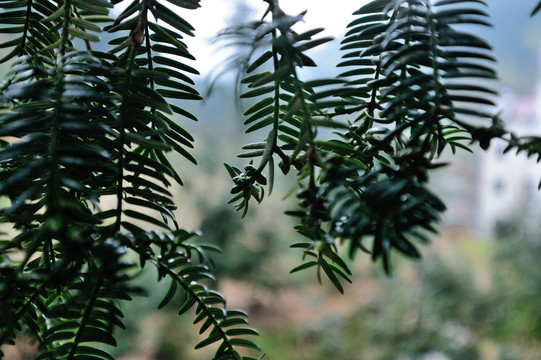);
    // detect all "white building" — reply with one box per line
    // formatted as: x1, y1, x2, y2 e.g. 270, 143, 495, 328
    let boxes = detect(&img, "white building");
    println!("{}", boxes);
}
476, 91, 541, 234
